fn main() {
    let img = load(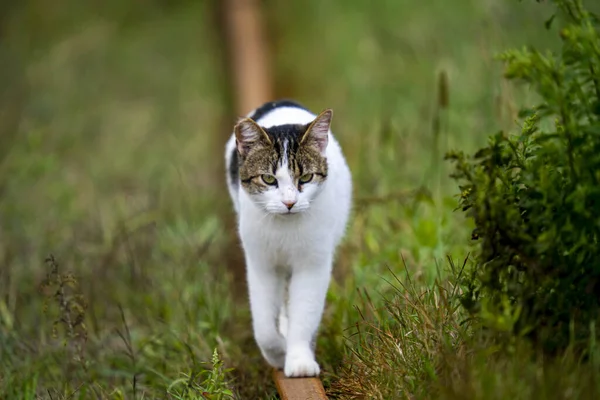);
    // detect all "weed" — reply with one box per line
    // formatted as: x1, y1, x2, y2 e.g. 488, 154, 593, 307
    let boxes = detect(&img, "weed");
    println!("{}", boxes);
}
167, 348, 235, 400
